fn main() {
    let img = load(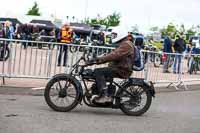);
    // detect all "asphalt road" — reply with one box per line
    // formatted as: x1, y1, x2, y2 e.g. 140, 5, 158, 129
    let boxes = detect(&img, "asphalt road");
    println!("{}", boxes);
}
0, 90, 200, 133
